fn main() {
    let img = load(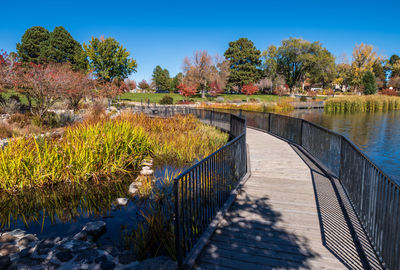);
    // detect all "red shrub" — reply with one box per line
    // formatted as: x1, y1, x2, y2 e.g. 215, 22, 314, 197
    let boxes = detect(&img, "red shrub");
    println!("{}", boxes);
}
380, 88, 399, 96
241, 83, 258, 95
